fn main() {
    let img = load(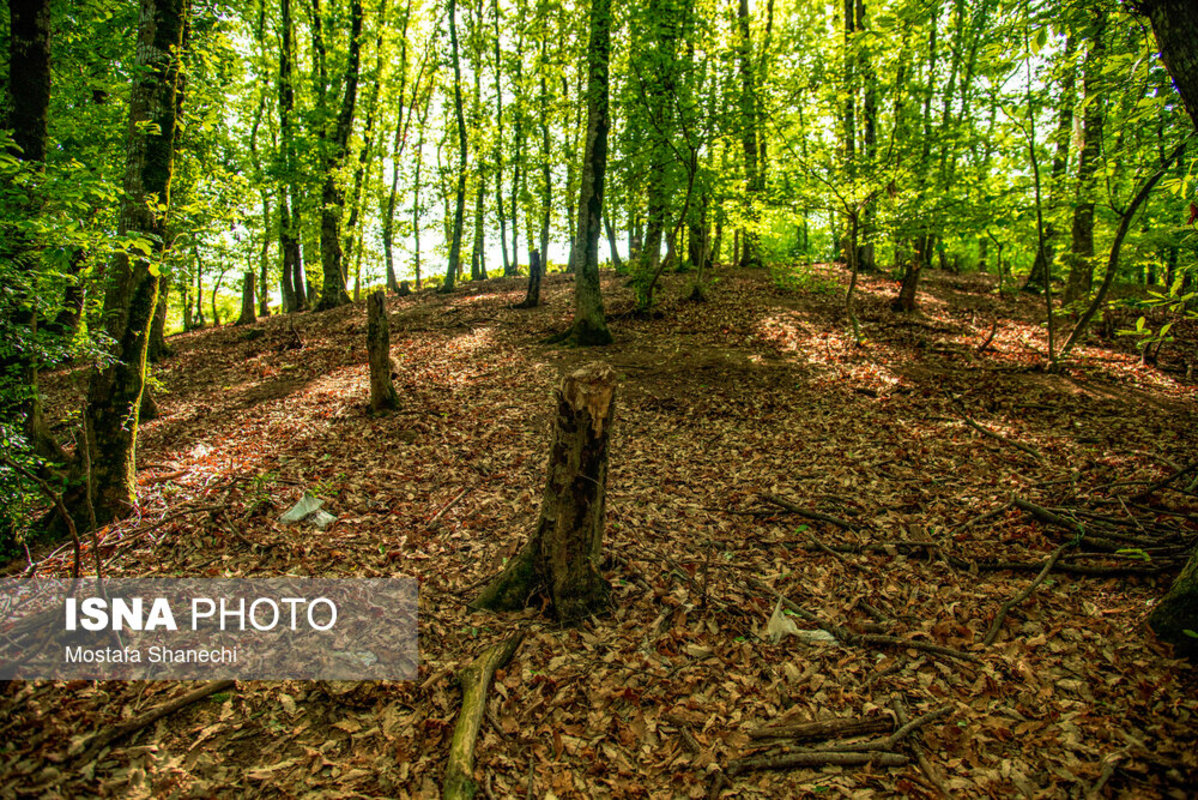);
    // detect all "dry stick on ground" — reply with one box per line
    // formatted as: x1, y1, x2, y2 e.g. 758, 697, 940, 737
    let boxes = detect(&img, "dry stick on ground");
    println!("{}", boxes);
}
443, 633, 524, 800
977, 320, 999, 353
891, 697, 950, 799
1130, 461, 1198, 503
1010, 498, 1125, 551
78, 680, 236, 763
948, 501, 1012, 535
957, 414, 1044, 463
728, 749, 909, 775
749, 577, 980, 664
758, 493, 861, 532
982, 543, 1070, 646
428, 485, 475, 529
748, 716, 893, 741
